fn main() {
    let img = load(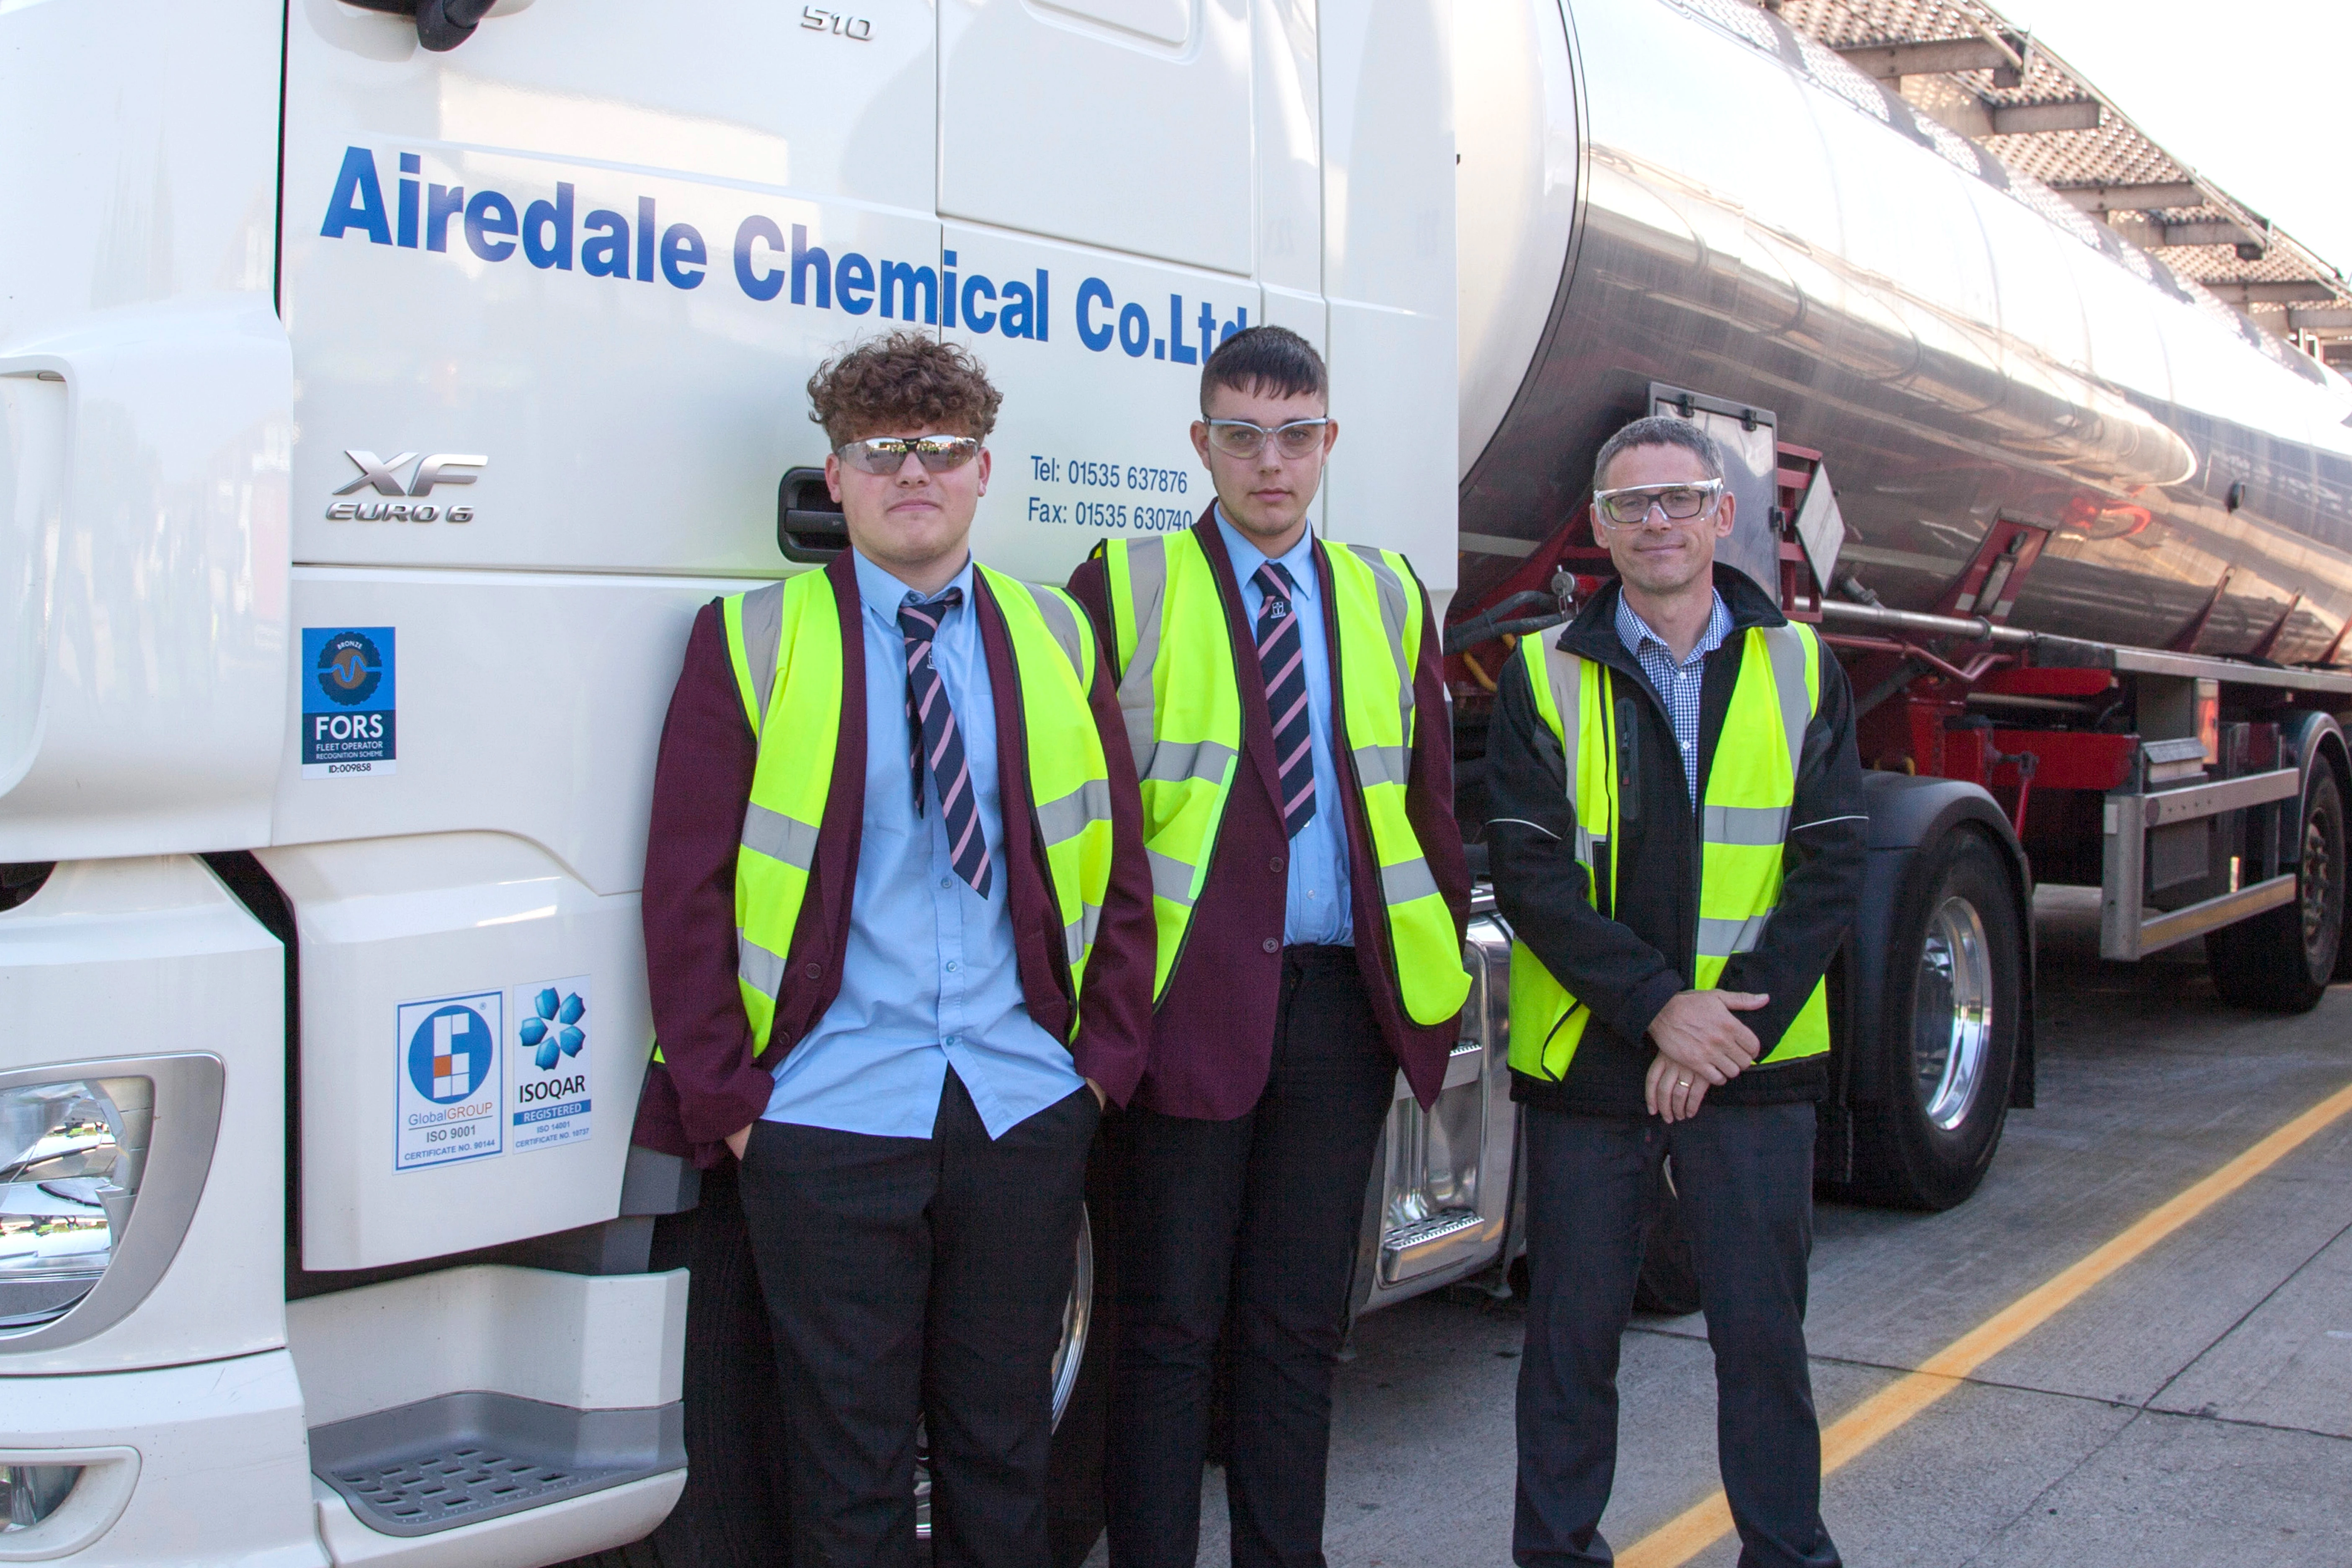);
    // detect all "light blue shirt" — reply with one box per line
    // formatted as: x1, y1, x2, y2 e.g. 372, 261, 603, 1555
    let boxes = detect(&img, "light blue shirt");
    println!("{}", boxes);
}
762, 550, 1085, 1140
1216, 510, 1354, 947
